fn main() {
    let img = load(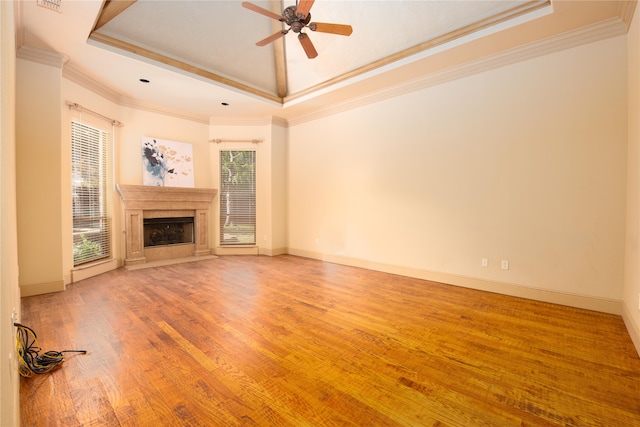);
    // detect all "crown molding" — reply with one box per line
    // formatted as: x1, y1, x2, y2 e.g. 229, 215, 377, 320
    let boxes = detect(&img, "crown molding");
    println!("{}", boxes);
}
270, 116, 288, 128
17, 44, 68, 68
62, 63, 121, 104
209, 116, 288, 127
286, 17, 628, 127
16, 44, 283, 127
210, 117, 267, 126
88, 31, 283, 105
14, 0, 24, 49
62, 61, 209, 124
619, 0, 638, 30
119, 97, 209, 124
